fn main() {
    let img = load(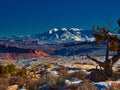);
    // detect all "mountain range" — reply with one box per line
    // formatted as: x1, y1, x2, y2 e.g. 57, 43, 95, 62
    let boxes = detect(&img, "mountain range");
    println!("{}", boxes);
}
0, 28, 119, 57
36, 28, 95, 44
0, 28, 95, 45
